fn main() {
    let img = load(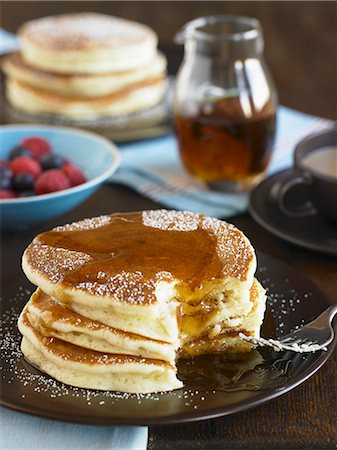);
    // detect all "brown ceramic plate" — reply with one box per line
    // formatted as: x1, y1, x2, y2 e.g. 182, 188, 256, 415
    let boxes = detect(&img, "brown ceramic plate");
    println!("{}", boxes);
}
0, 253, 335, 425
249, 169, 337, 255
